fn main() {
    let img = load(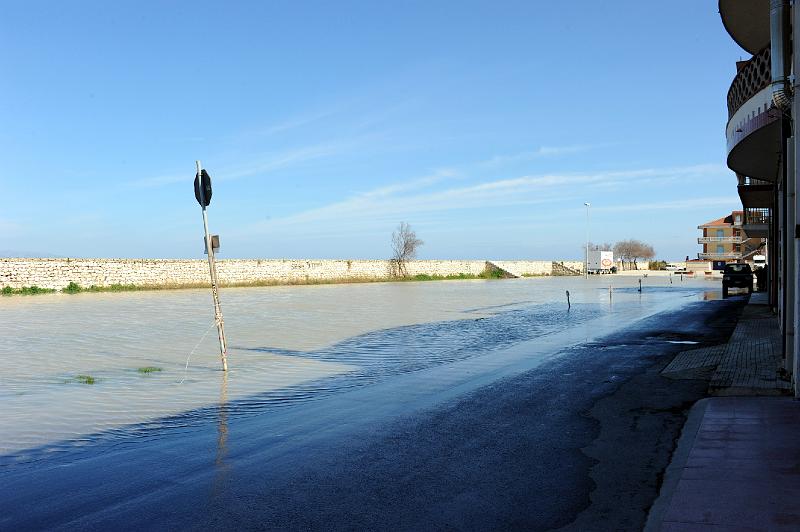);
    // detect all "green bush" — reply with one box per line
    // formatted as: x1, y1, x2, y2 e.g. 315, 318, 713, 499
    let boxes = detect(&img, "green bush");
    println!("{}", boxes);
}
481, 268, 506, 279
19, 286, 54, 295
1, 285, 56, 295
64, 282, 82, 293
